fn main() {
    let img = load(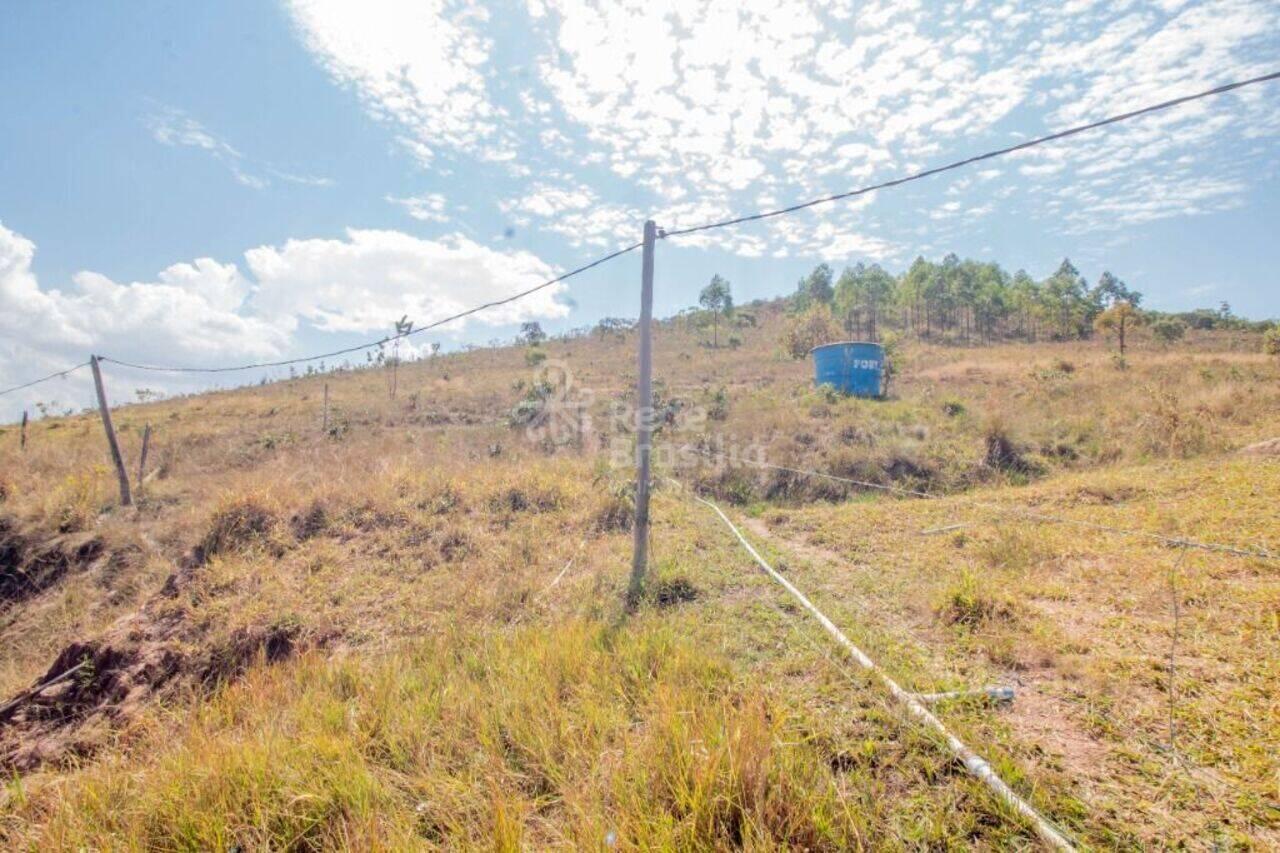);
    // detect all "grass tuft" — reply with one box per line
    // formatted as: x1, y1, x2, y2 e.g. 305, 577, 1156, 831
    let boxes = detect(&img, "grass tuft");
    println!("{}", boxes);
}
195, 492, 283, 563
936, 570, 1019, 627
